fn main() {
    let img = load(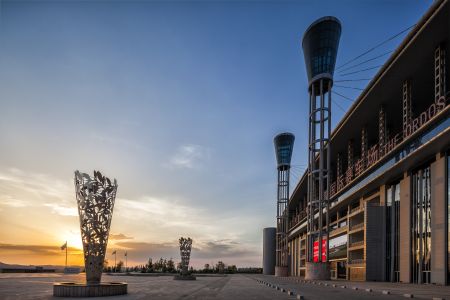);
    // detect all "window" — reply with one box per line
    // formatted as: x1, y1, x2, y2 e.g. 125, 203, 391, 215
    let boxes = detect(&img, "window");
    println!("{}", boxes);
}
411, 166, 431, 284
386, 183, 400, 282
447, 152, 450, 284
